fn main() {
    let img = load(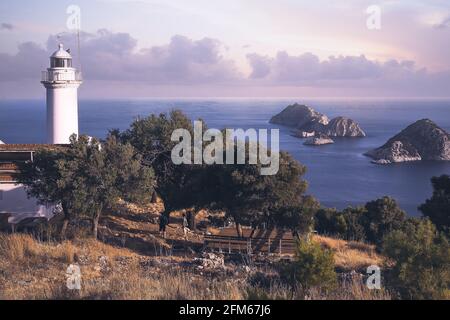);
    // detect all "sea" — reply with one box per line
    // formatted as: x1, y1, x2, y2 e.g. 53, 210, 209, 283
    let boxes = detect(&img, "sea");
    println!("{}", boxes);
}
1, 98, 449, 216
